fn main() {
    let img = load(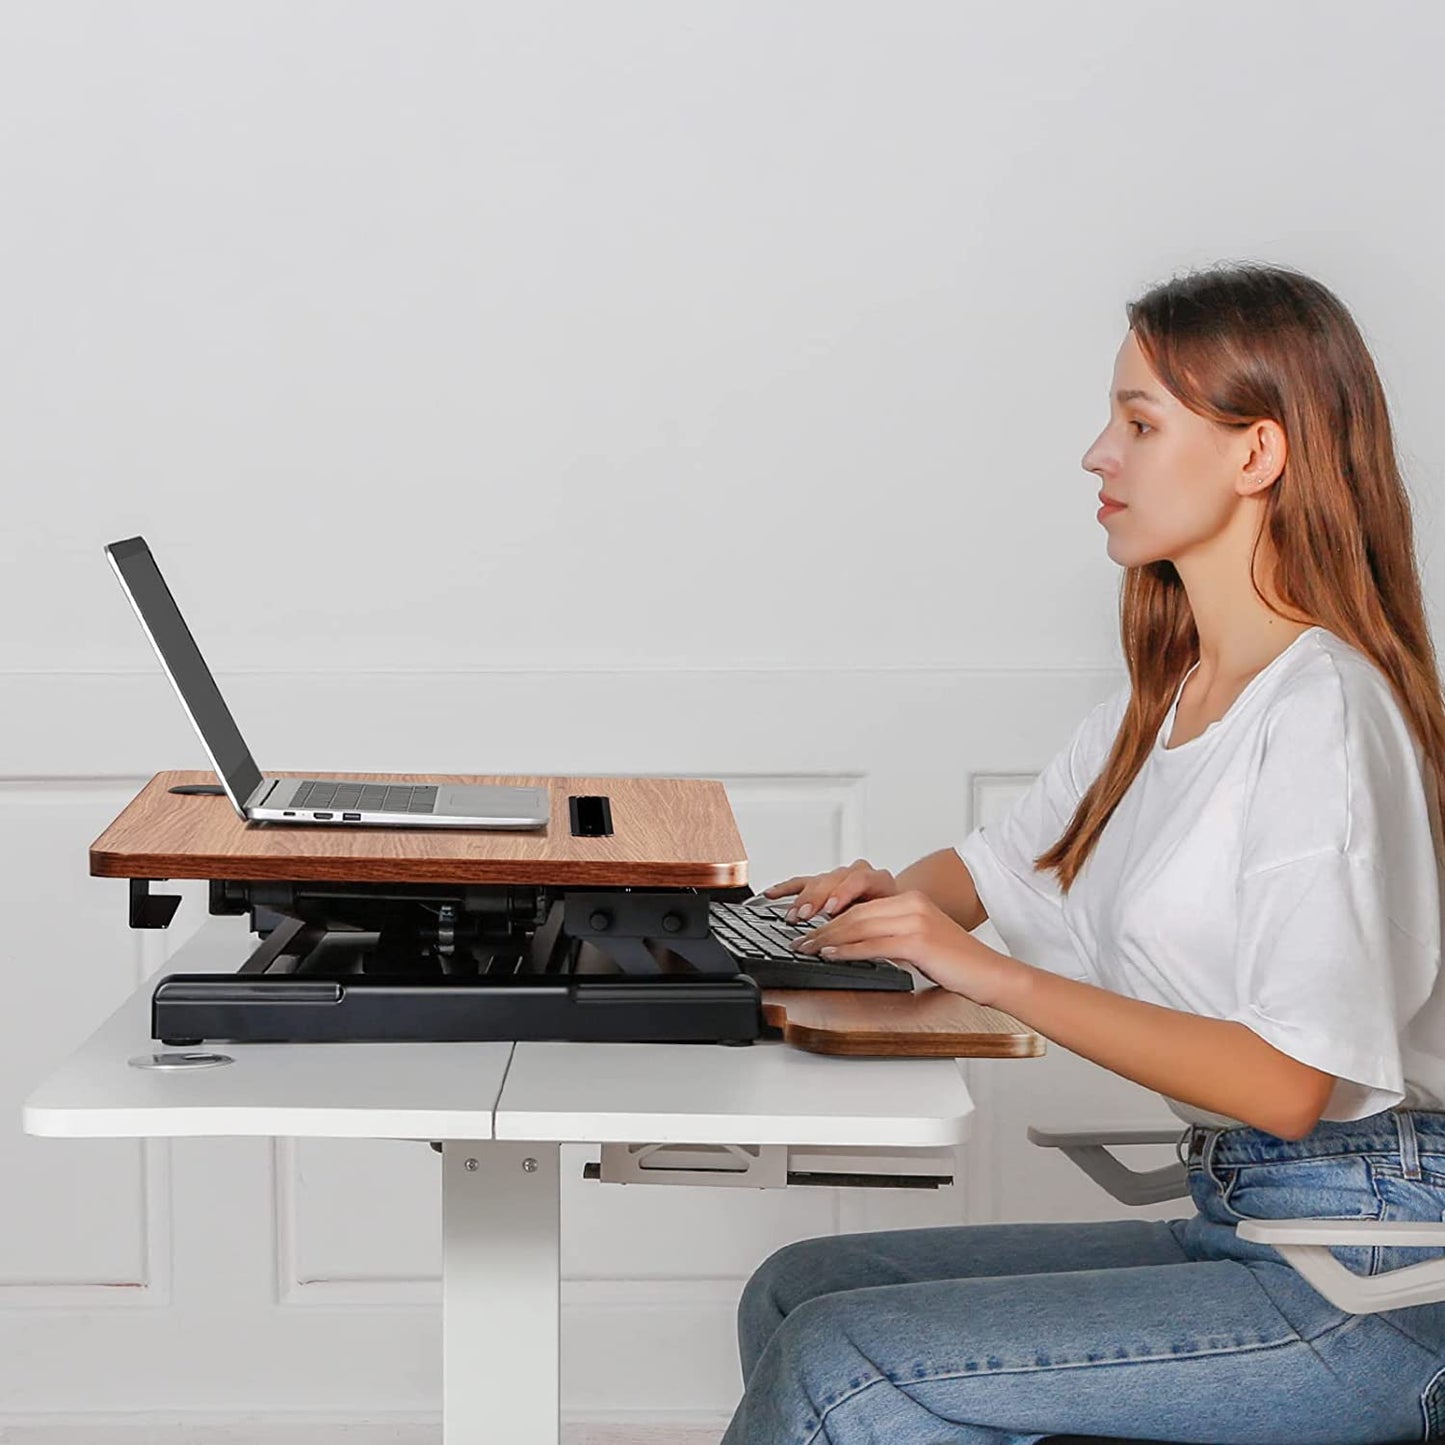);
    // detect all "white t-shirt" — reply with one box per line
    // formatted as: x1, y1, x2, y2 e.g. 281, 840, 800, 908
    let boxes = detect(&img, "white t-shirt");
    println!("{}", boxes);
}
955, 625, 1445, 1128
